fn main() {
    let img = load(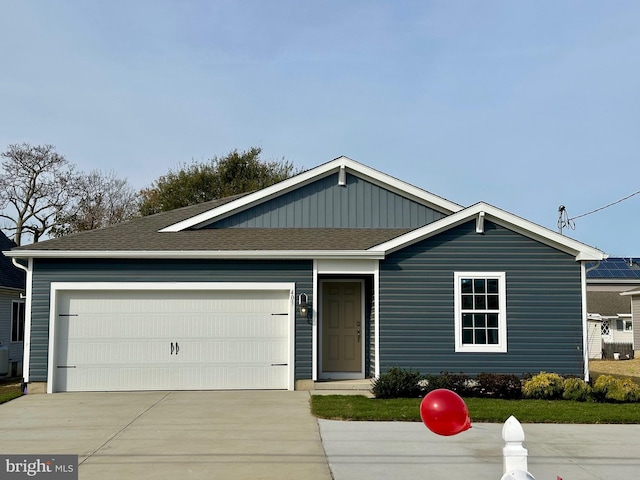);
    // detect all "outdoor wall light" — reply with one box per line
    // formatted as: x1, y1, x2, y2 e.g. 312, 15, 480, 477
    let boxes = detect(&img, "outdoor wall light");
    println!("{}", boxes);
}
298, 293, 312, 318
